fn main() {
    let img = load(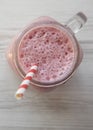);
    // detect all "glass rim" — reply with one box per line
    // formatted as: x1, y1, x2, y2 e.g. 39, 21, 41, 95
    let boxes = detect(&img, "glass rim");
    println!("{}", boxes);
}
13, 23, 79, 87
